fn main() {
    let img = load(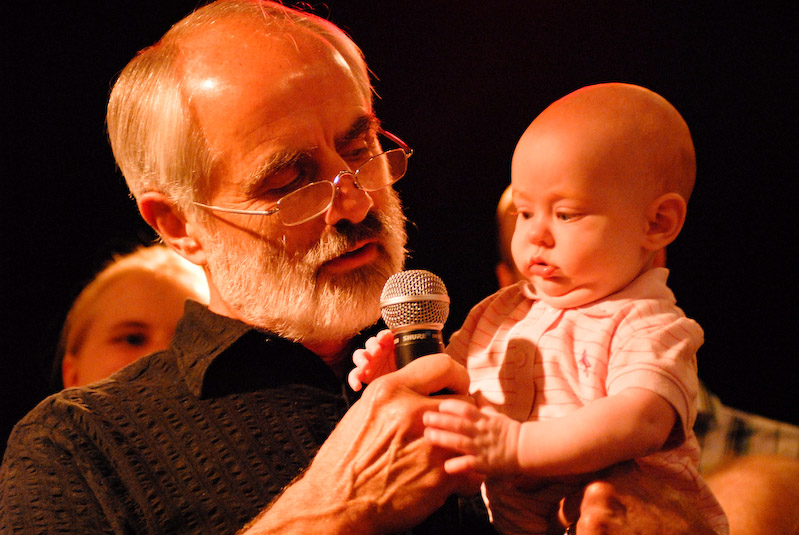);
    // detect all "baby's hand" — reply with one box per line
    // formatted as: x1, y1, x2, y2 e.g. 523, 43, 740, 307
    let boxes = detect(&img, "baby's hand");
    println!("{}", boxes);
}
347, 329, 397, 391
423, 399, 521, 476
